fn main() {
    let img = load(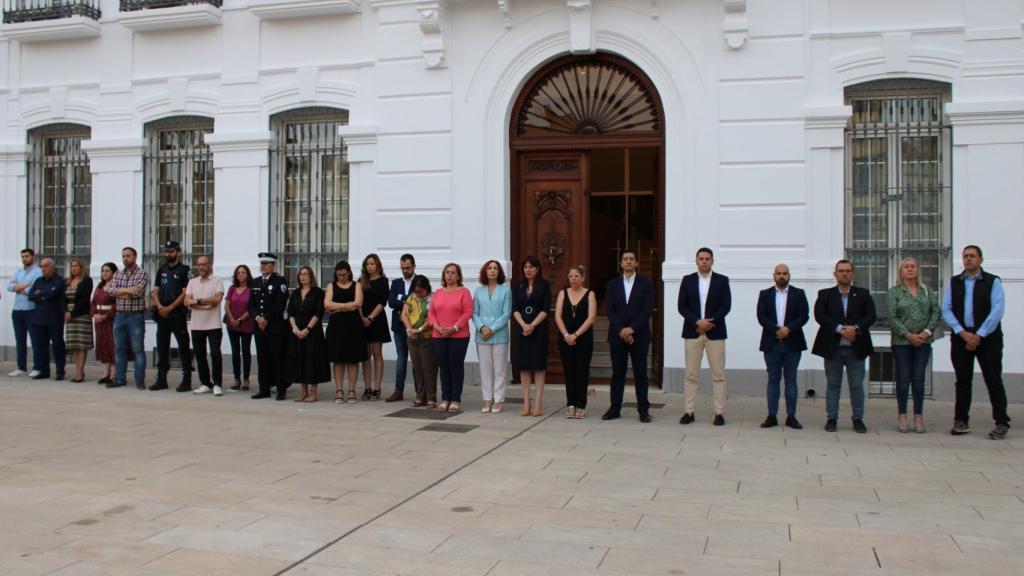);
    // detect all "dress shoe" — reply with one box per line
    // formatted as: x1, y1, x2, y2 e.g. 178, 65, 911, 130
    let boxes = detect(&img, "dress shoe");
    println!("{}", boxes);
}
251, 392, 271, 399
852, 419, 867, 433
713, 414, 725, 426
601, 409, 621, 421
639, 412, 652, 423
135, 381, 146, 390
148, 382, 168, 391
761, 415, 778, 428
679, 412, 695, 425
275, 390, 287, 400
54, 374, 65, 381
106, 380, 126, 388
825, 418, 837, 432
785, 416, 803, 429
385, 391, 404, 403
97, 377, 112, 385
